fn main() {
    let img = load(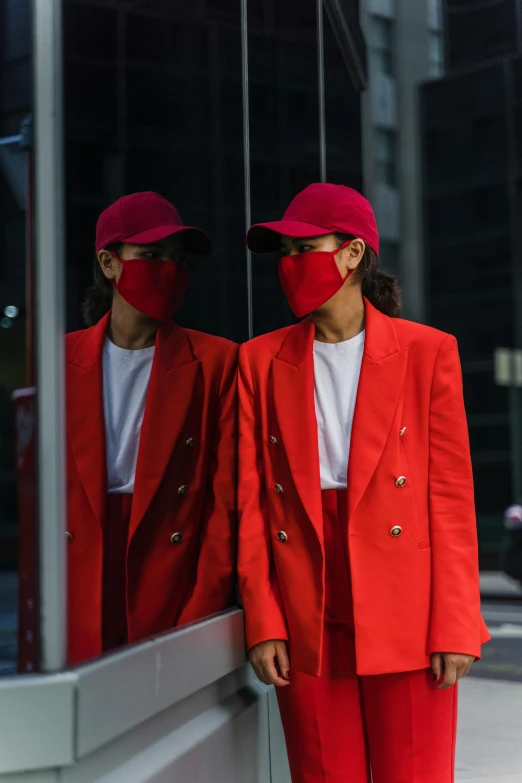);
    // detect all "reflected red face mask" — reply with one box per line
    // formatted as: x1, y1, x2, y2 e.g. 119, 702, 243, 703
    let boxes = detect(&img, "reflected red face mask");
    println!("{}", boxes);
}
278, 241, 353, 318
110, 254, 190, 322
